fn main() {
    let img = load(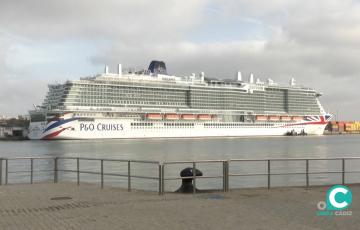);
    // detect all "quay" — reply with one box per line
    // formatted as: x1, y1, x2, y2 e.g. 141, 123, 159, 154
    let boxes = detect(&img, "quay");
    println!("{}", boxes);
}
0, 182, 359, 230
